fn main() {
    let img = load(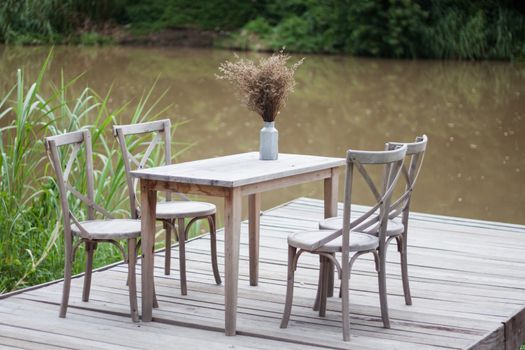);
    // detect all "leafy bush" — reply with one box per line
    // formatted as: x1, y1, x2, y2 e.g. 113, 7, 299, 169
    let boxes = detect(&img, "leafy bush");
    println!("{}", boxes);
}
230, 0, 525, 59
271, 3, 339, 53
124, 0, 260, 33
244, 17, 273, 37
272, 16, 319, 53
221, 17, 272, 51
344, 0, 388, 57
384, 0, 427, 58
